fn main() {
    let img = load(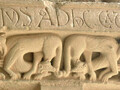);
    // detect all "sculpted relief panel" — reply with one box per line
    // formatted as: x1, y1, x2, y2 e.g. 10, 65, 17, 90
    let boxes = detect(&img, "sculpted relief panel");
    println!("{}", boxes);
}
0, 30, 119, 83
0, 1, 120, 88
